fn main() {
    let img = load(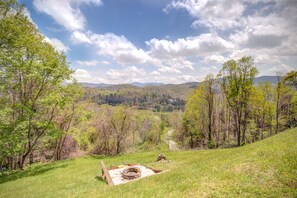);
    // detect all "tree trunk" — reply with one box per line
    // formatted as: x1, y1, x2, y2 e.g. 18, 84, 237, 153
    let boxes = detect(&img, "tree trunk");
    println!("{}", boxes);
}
190, 133, 194, 149
54, 135, 67, 161
116, 139, 120, 155
241, 110, 248, 144
29, 152, 33, 165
